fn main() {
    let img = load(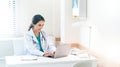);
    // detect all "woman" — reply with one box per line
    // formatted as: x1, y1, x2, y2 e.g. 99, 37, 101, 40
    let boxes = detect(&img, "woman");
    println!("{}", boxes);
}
24, 14, 56, 57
